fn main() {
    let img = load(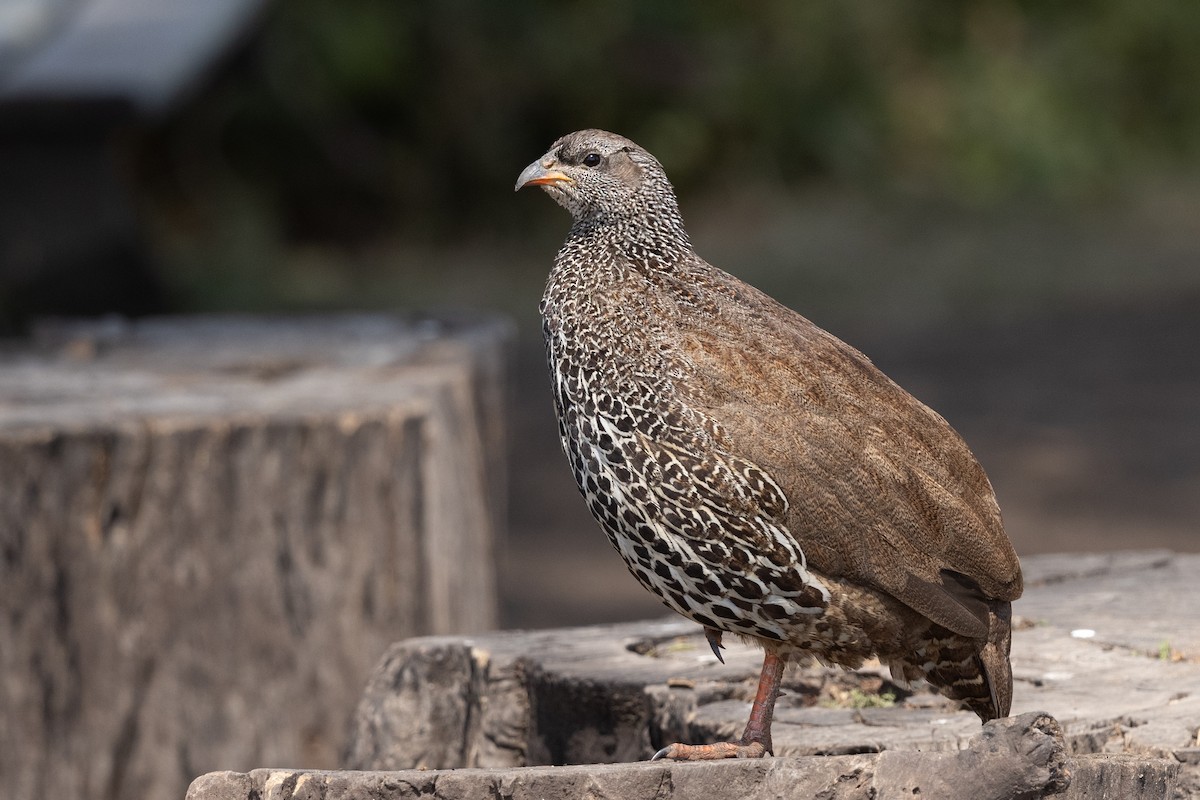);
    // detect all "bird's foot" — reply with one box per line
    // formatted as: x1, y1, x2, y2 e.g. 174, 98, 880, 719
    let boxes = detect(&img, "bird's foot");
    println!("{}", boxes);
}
653, 648, 782, 761
651, 739, 769, 761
